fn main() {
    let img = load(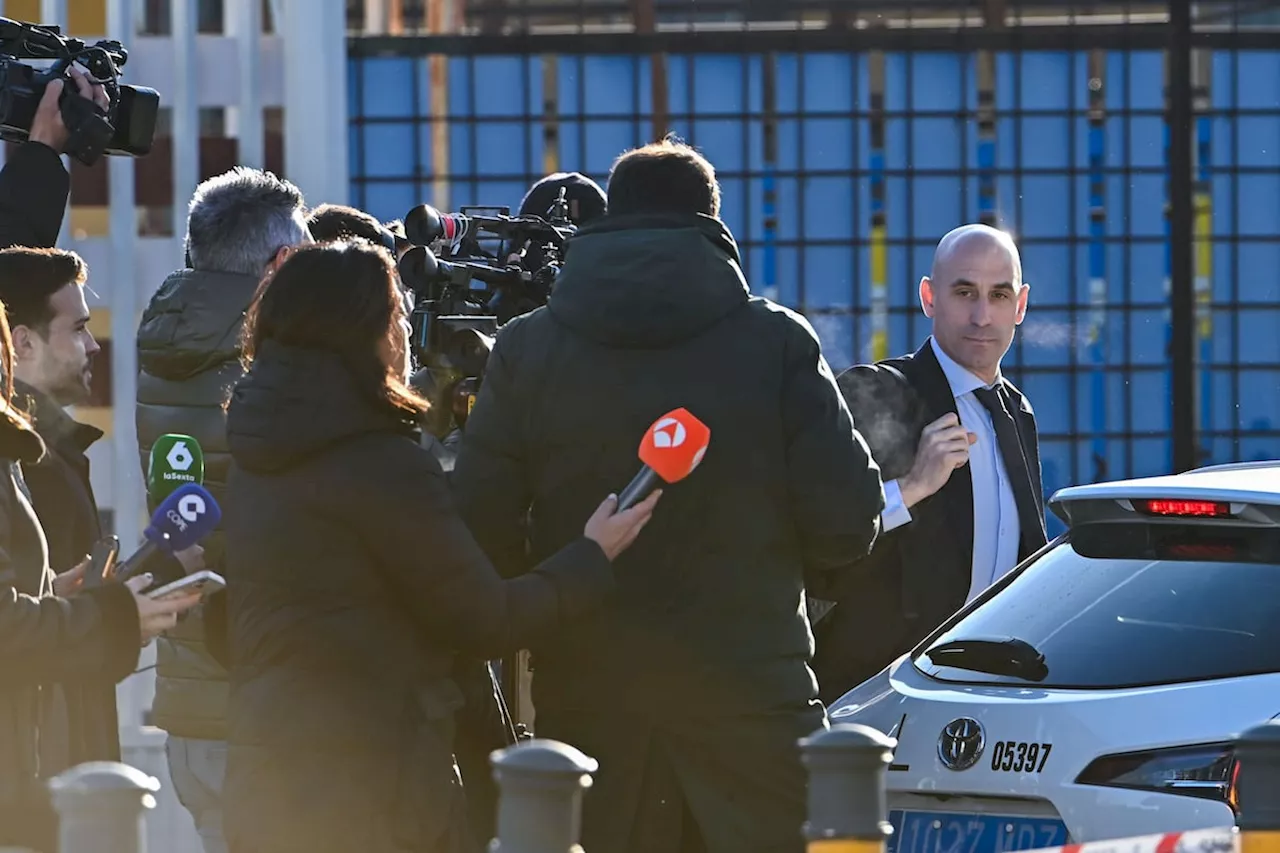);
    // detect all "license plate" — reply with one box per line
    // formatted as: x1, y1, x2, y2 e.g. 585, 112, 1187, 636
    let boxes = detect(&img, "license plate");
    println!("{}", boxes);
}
887, 810, 1069, 853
